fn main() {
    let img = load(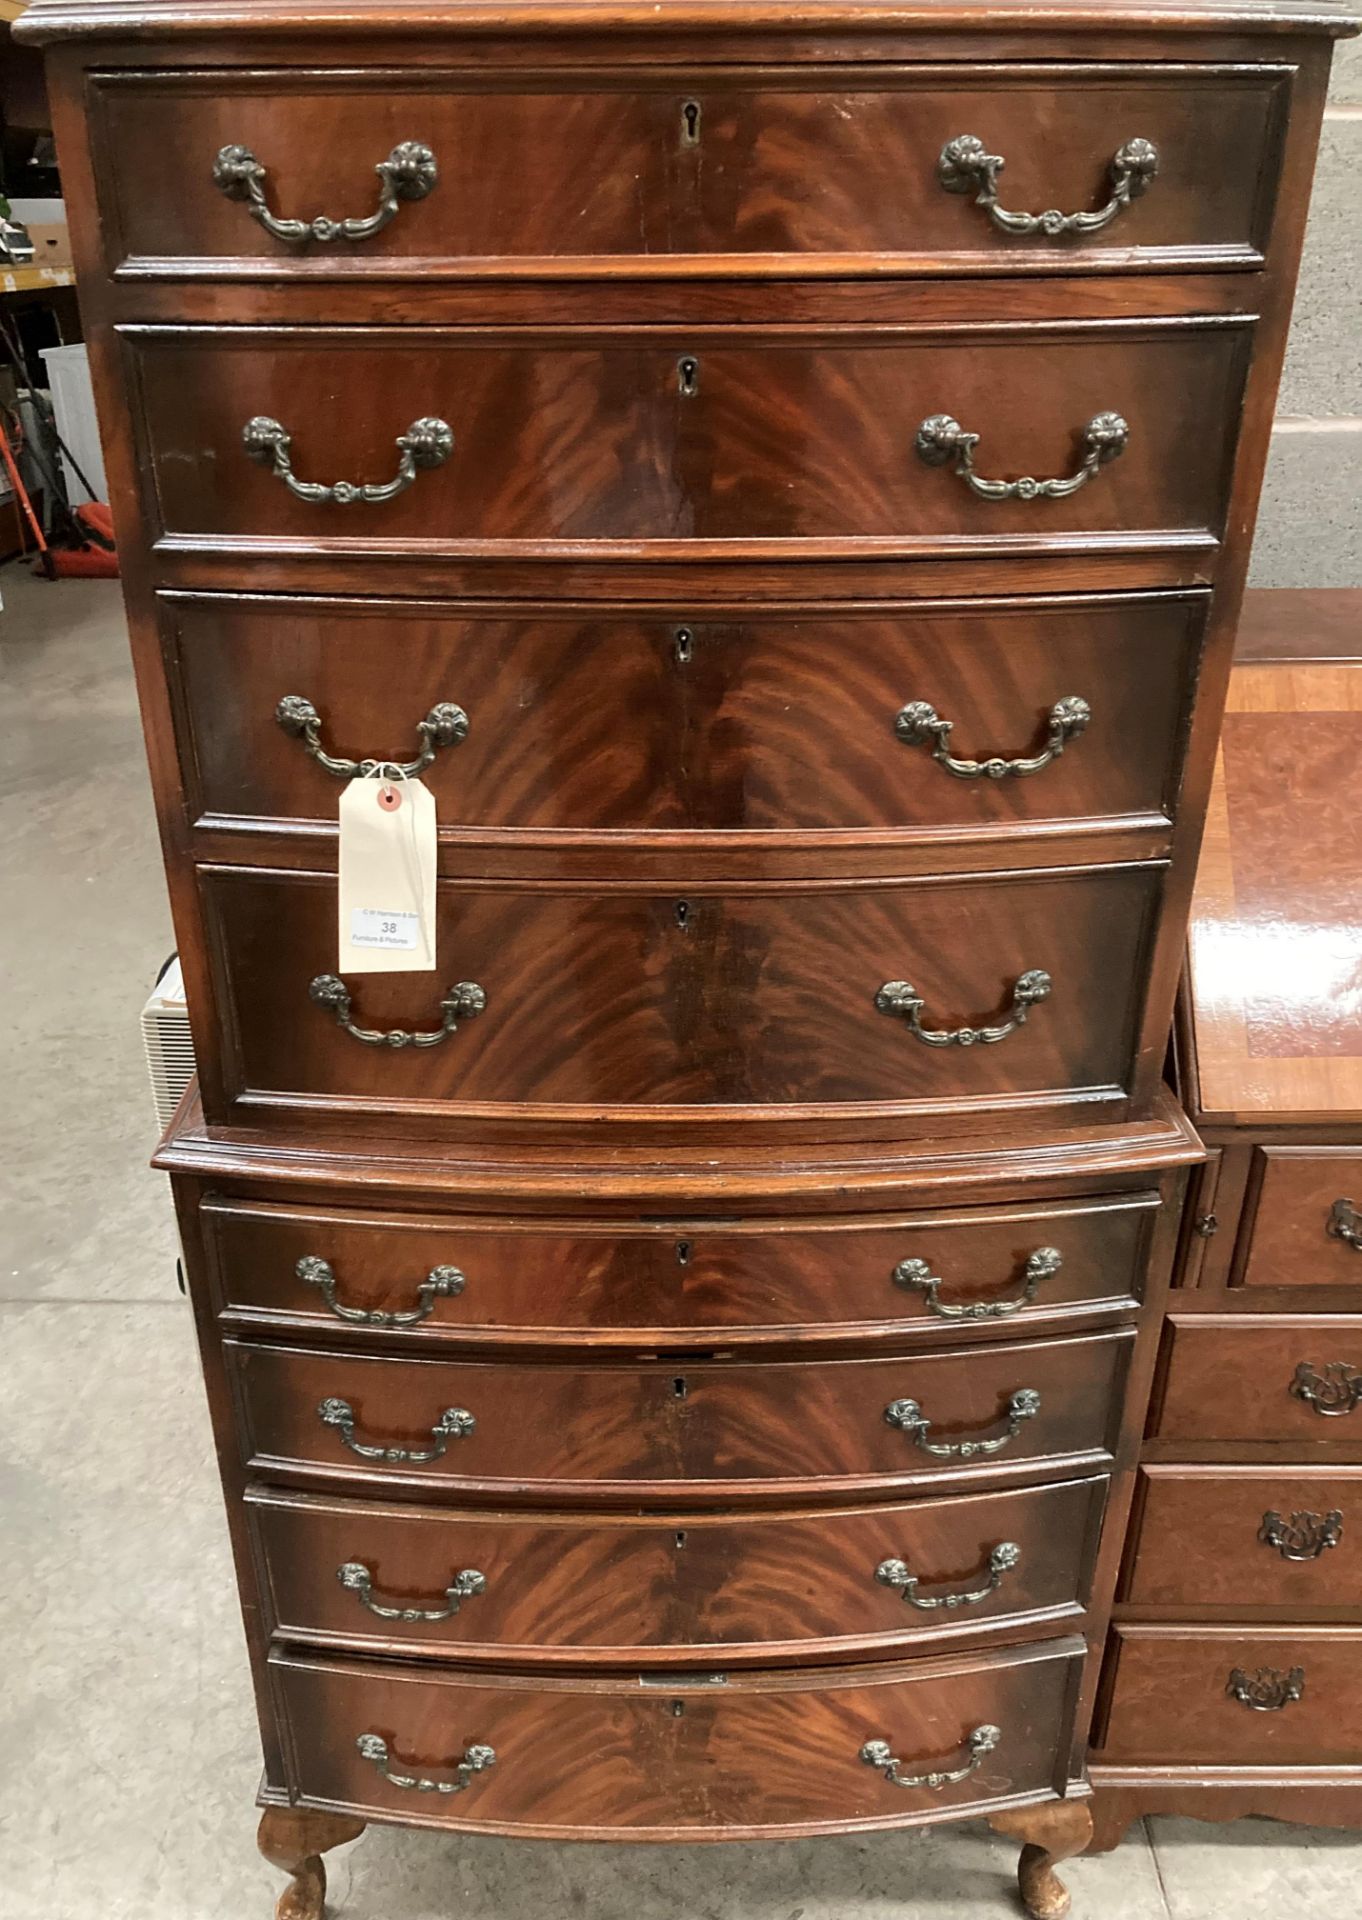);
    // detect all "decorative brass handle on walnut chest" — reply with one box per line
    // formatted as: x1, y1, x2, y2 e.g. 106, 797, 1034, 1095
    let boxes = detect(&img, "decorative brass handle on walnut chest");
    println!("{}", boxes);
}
1258, 1510, 1343, 1561
875, 970, 1051, 1048
937, 134, 1159, 237
338, 1561, 487, 1622
893, 1246, 1061, 1321
1289, 1360, 1362, 1417
860, 1724, 1001, 1790
309, 974, 486, 1049
895, 696, 1090, 779
212, 140, 438, 244
884, 1387, 1041, 1459
275, 694, 469, 779
296, 1253, 466, 1327
242, 414, 454, 505
355, 1732, 496, 1795
1327, 1199, 1362, 1251
1226, 1667, 1305, 1712
915, 412, 1129, 501
876, 1542, 1021, 1611
317, 1397, 475, 1463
